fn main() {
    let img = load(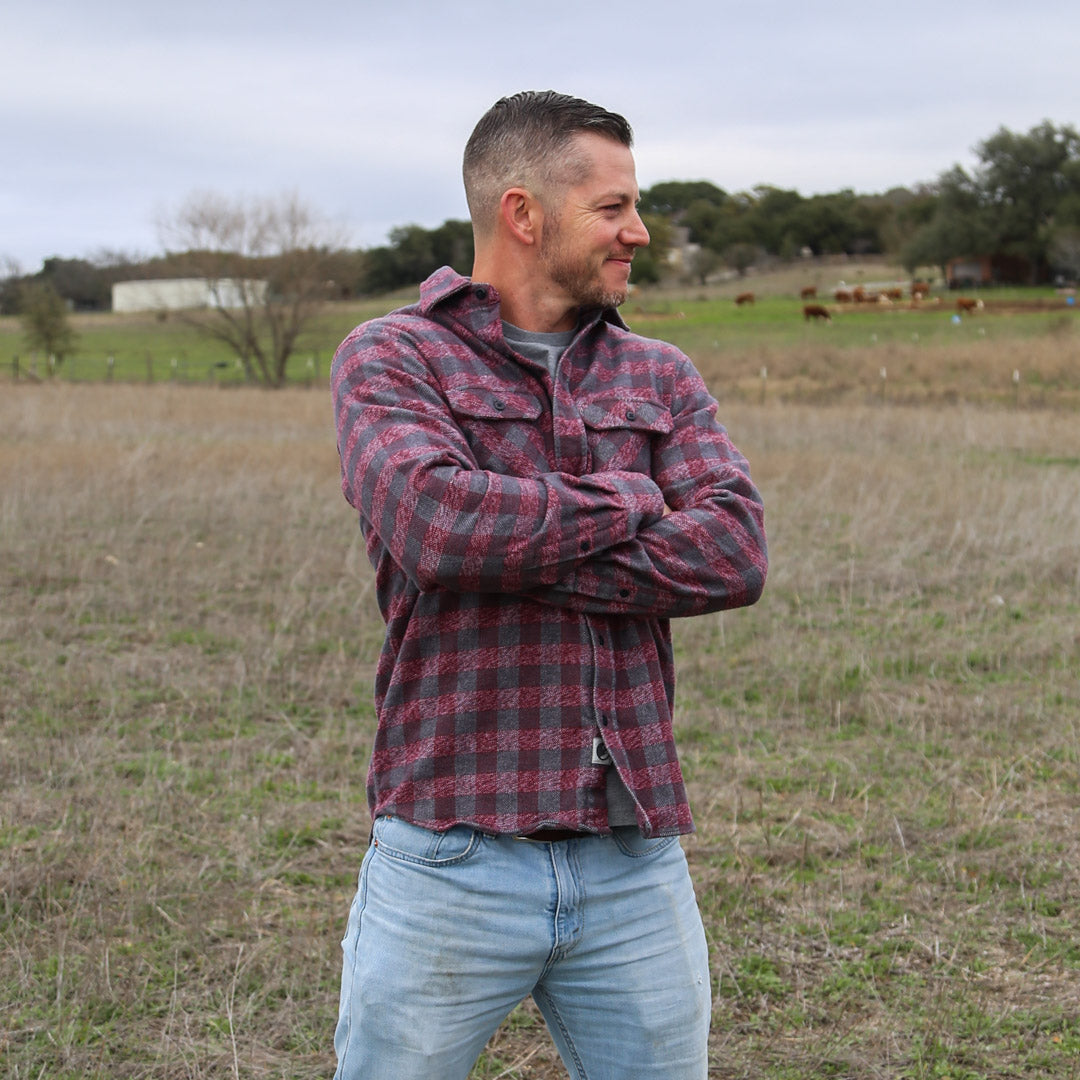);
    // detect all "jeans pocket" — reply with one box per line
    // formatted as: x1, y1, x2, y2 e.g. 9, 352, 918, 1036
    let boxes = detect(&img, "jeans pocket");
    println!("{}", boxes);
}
610, 826, 678, 859
371, 816, 483, 867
